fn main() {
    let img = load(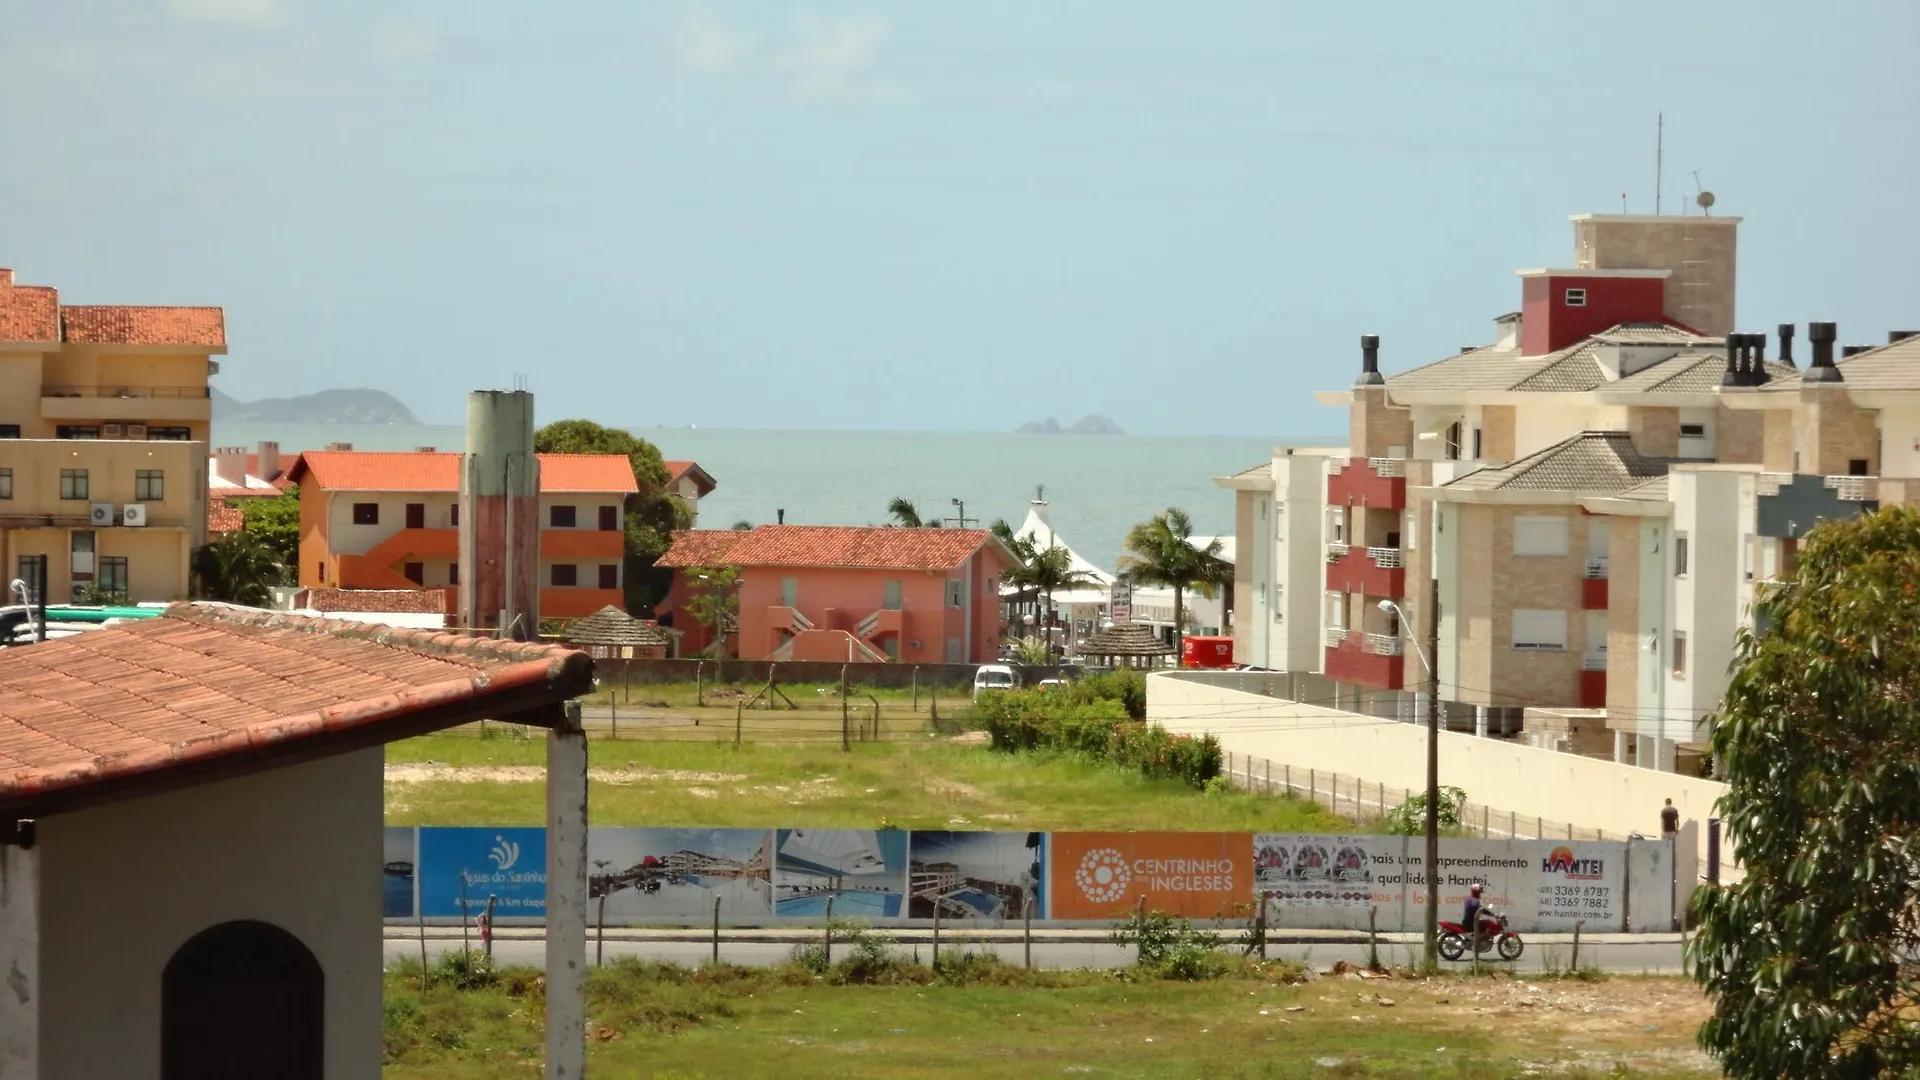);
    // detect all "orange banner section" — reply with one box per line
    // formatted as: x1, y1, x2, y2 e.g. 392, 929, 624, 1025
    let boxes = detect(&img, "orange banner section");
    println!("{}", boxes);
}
1049, 832, 1252, 920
